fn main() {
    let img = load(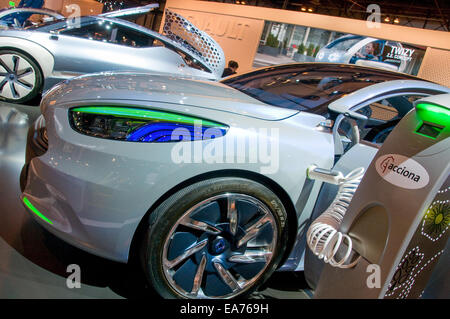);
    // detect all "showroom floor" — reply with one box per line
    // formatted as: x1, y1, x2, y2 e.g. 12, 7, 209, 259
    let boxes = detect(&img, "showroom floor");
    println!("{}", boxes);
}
0, 101, 312, 299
